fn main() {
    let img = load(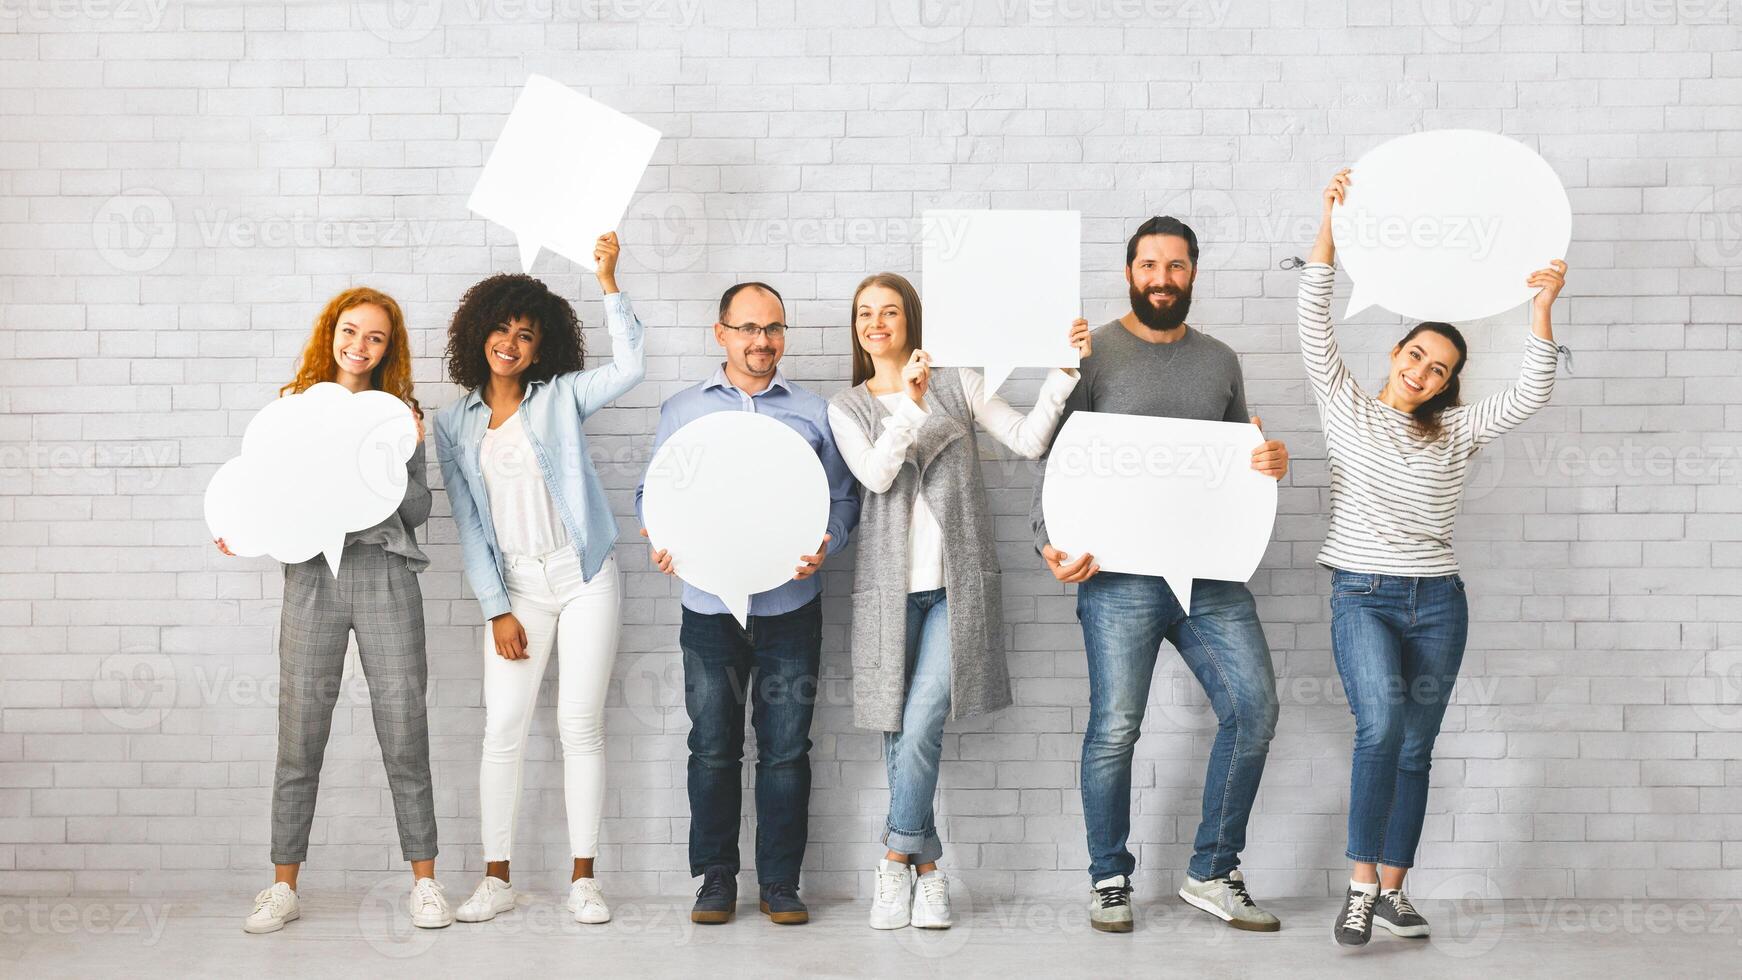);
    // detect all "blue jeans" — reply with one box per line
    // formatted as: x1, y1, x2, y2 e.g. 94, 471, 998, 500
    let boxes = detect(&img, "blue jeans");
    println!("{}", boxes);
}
882, 588, 952, 866
1077, 574, 1278, 882
1331, 570, 1469, 869
681, 596, 822, 885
